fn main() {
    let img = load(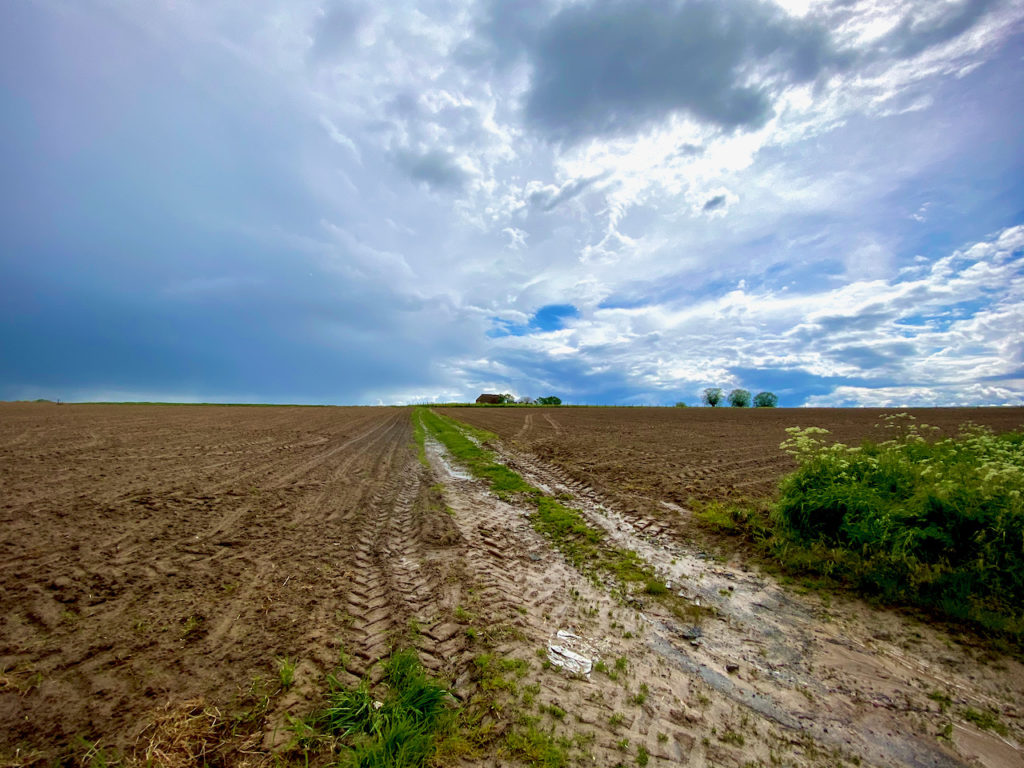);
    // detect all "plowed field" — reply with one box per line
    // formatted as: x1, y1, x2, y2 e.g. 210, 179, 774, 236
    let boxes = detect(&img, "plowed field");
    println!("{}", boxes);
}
439, 406, 1024, 514
3, 403, 1023, 768
0, 404, 476, 765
